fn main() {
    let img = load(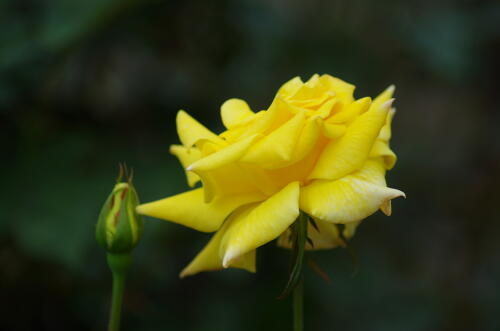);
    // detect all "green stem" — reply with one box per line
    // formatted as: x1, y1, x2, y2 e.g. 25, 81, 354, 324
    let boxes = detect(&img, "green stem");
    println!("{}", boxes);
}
291, 213, 307, 331
109, 271, 126, 331
293, 277, 304, 331
107, 253, 132, 331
